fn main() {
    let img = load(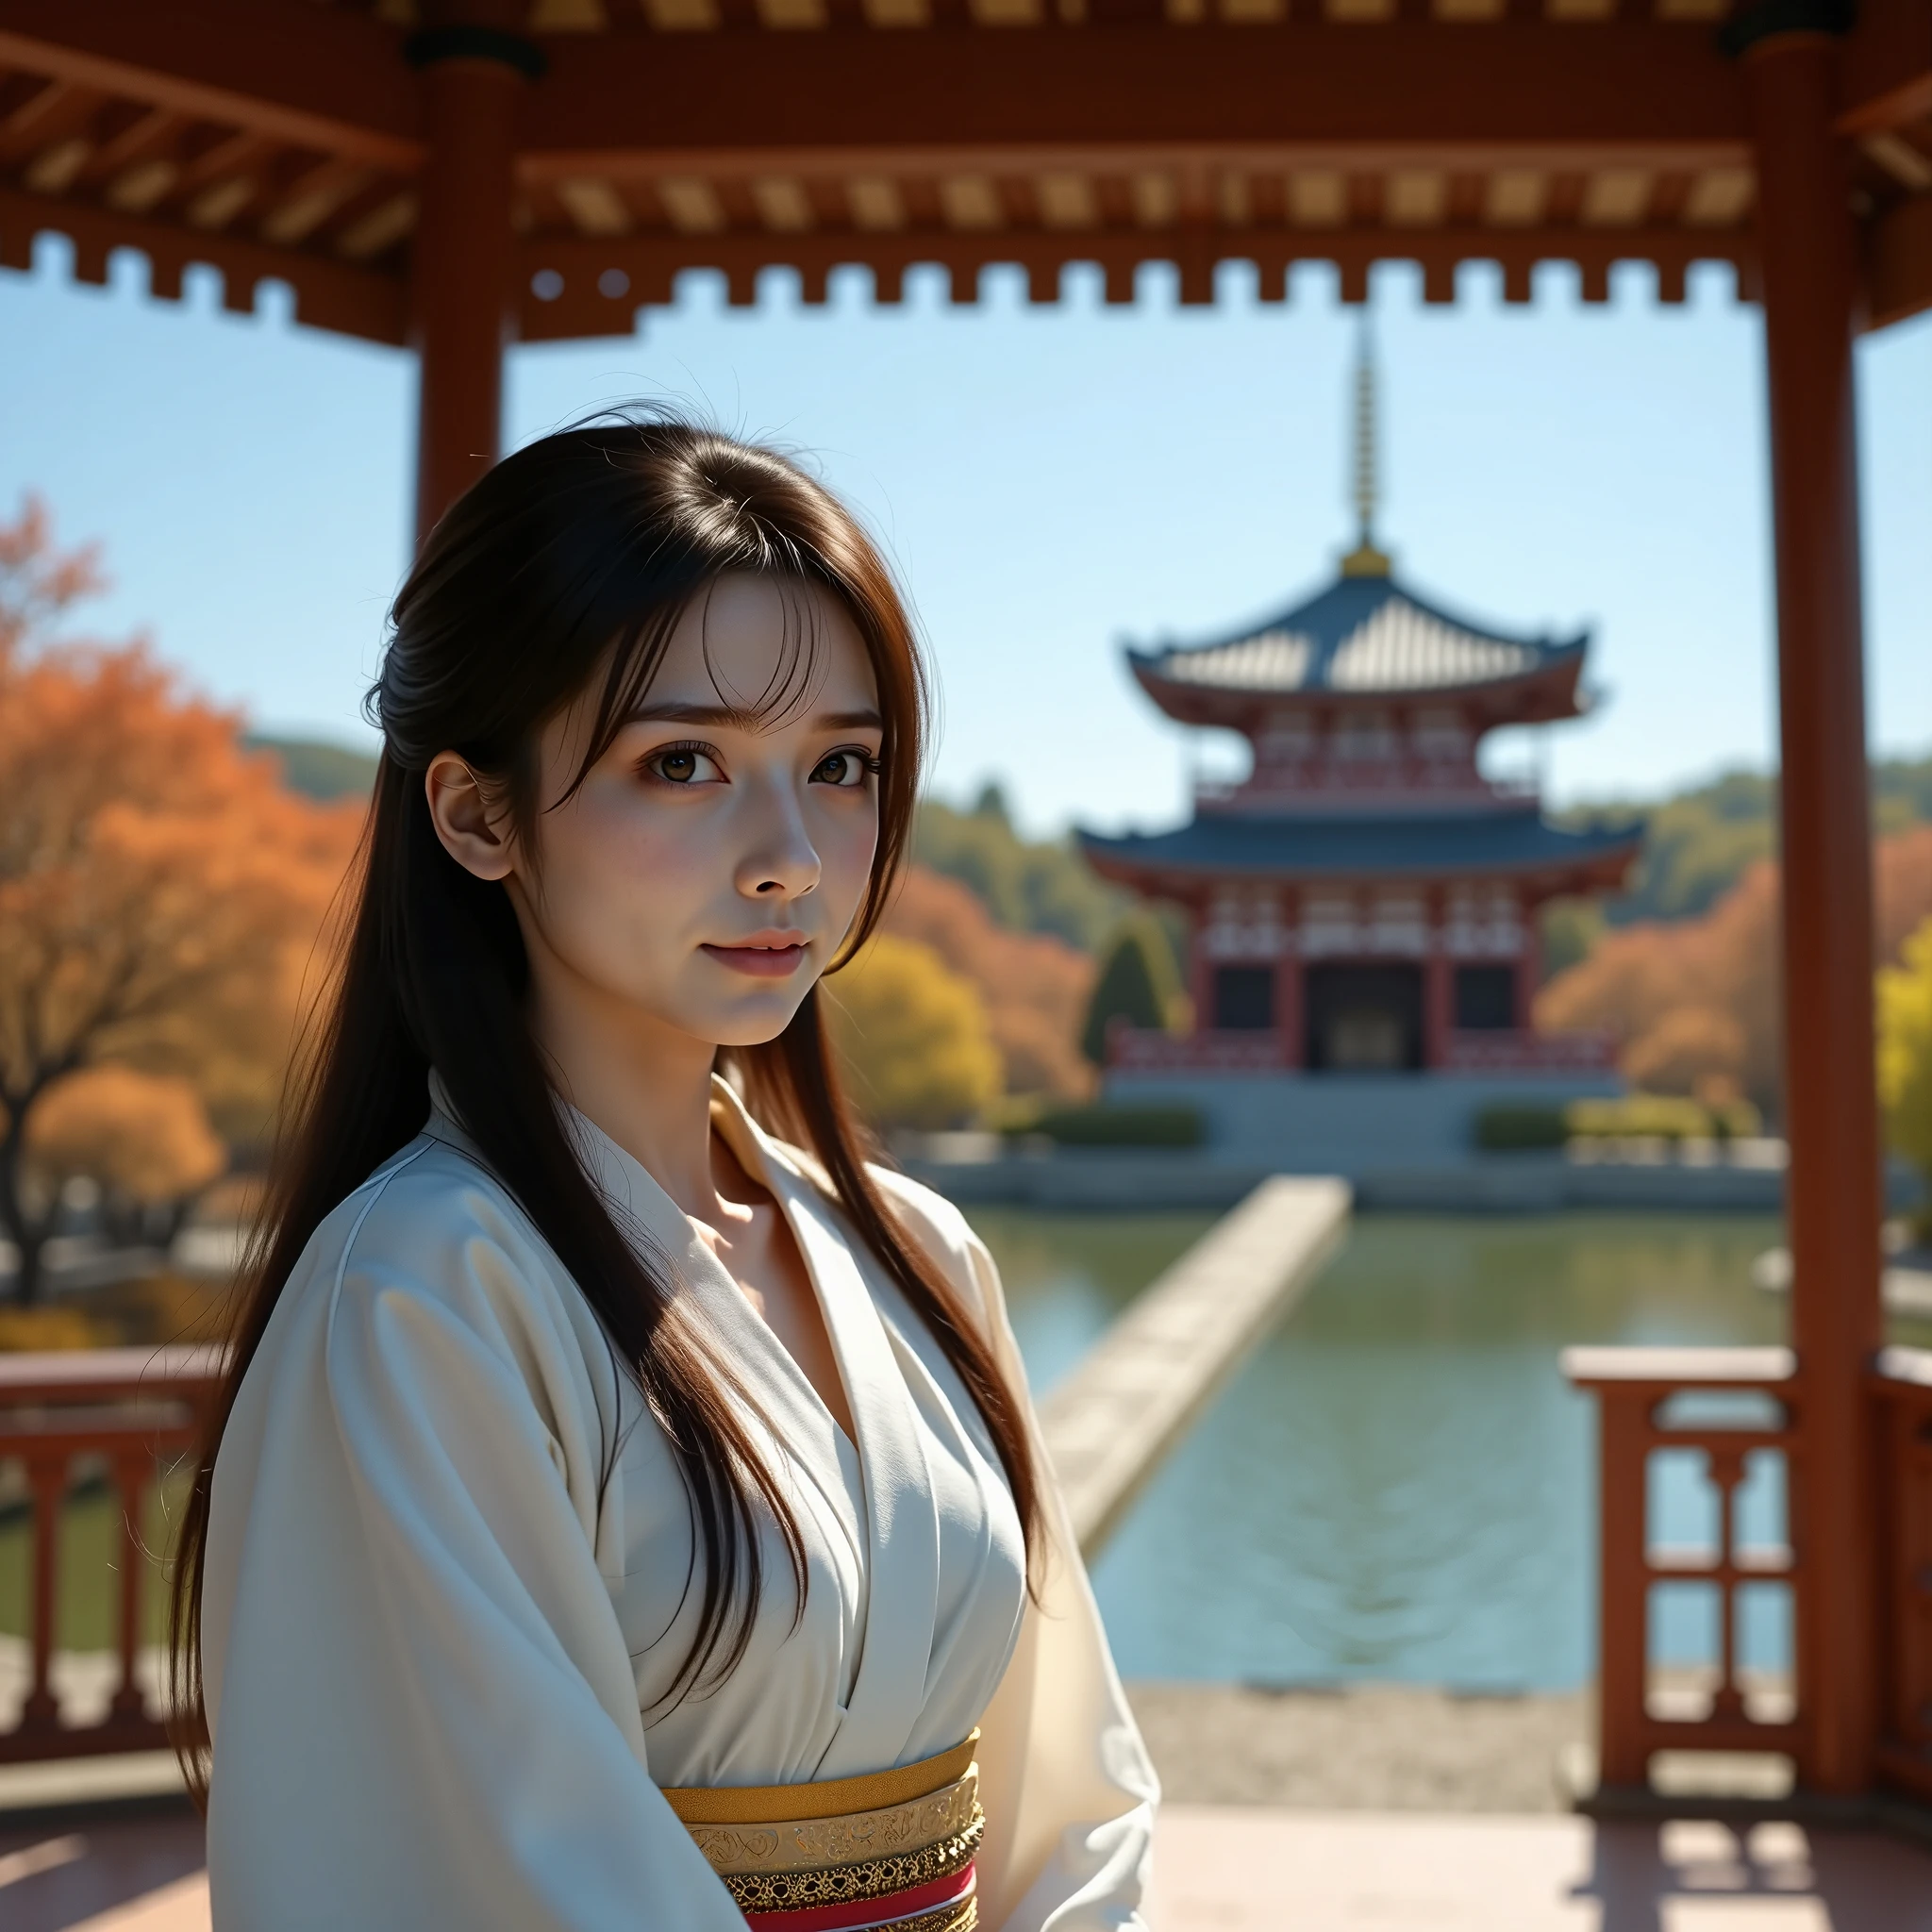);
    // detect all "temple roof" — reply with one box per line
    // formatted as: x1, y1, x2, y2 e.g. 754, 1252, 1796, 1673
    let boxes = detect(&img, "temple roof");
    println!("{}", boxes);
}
1079, 807, 1641, 889
1129, 571, 1589, 706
